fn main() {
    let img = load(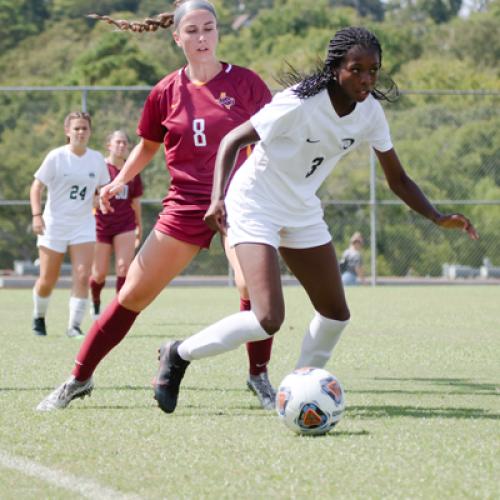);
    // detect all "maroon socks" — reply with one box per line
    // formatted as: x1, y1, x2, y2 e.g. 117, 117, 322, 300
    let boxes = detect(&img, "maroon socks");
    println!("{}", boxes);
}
72, 297, 139, 381
242, 298, 274, 376
89, 277, 105, 306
